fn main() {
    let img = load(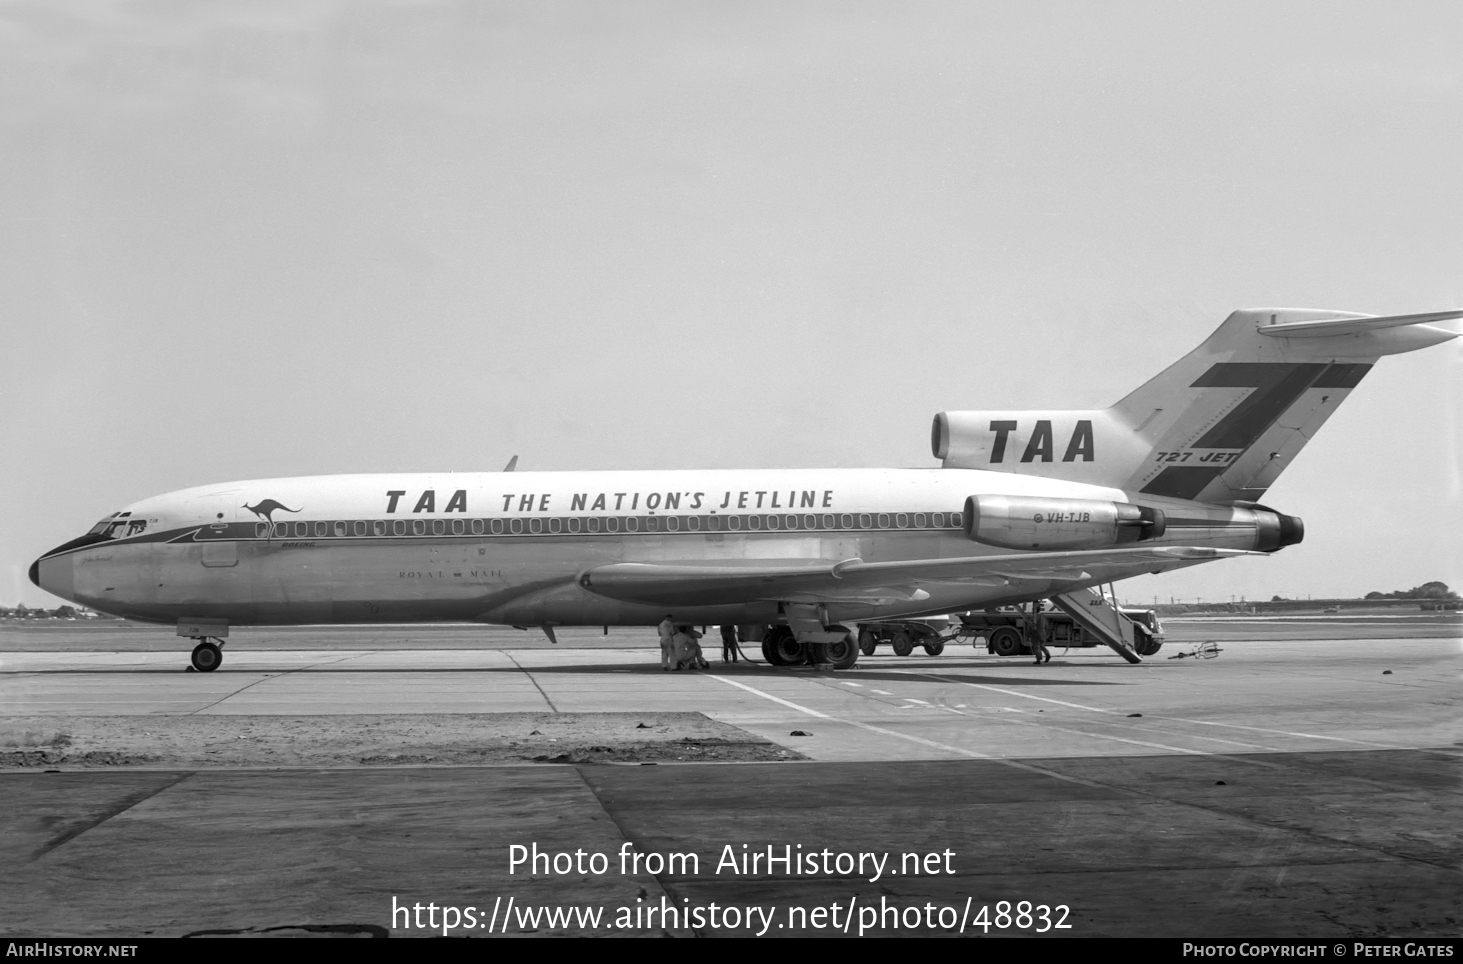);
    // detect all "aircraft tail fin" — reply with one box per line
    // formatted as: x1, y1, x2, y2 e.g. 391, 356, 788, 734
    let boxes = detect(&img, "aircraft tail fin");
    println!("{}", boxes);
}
933, 308, 1459, 504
